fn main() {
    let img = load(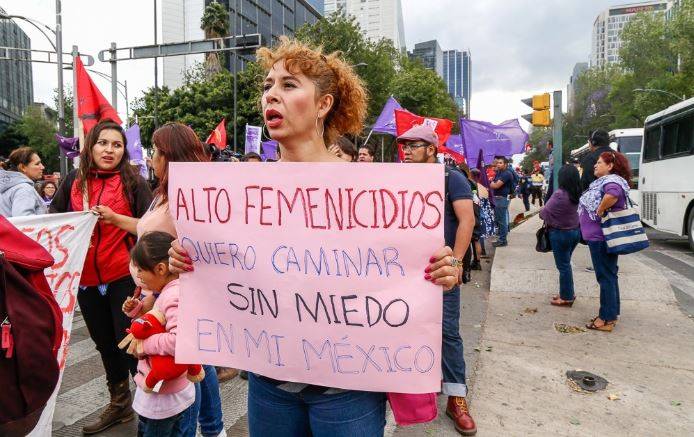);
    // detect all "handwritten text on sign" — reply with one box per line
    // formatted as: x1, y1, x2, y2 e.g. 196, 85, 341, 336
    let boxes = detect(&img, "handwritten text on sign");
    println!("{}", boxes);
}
171, 162, 444, 393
